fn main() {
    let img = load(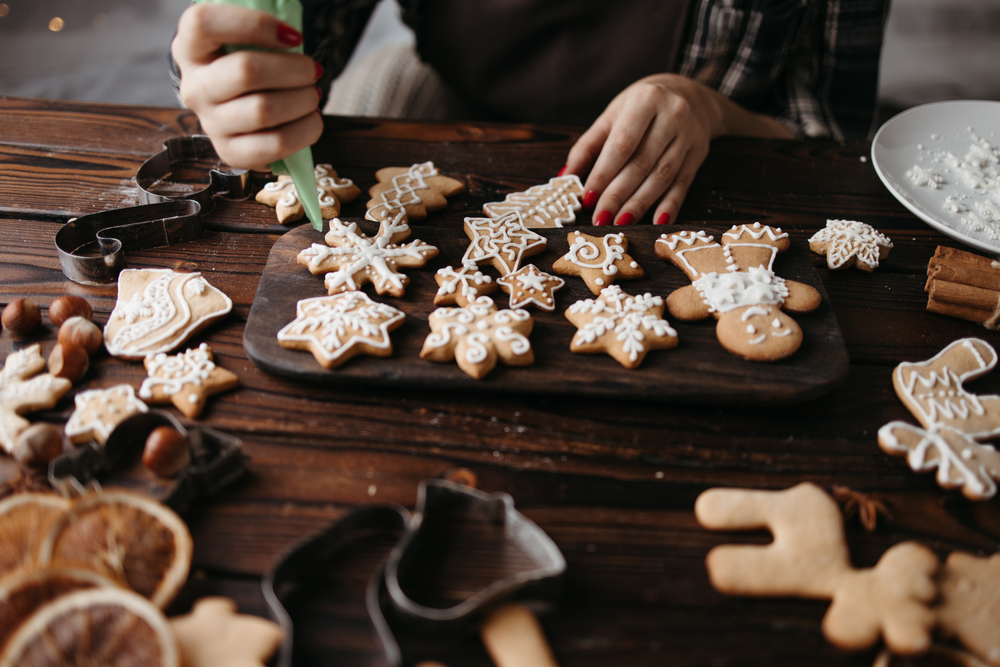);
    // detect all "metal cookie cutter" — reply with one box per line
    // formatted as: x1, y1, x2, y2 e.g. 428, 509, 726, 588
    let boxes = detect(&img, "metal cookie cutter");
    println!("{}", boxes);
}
55, 135, 250, 285
48, 409, 245, 513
